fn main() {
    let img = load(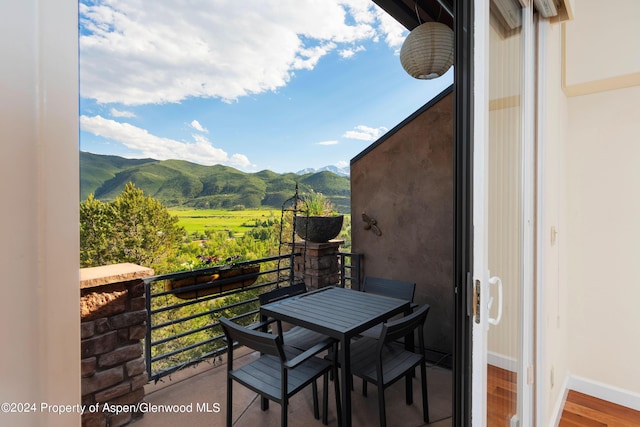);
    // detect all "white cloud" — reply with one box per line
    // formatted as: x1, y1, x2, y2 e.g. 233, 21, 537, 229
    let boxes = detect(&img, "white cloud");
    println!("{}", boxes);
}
79, 0, 406, 105
80, 115, 251, 168
335, 160, 349, 168
343, 125, 388, 141
110, 108, 136, 118
375, 7, 408, 50
317, 140, 339, 146
228, 154, 252, 169
190, 120, 208, 133
339, 45, 366, 59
